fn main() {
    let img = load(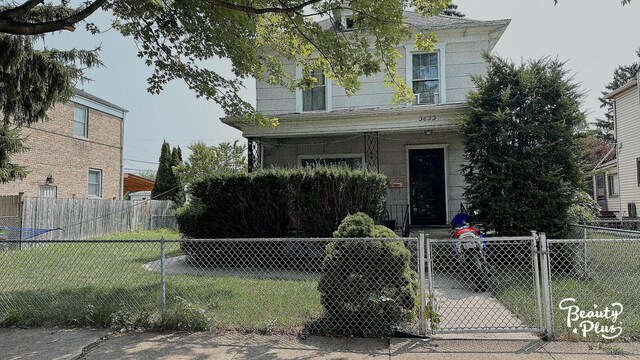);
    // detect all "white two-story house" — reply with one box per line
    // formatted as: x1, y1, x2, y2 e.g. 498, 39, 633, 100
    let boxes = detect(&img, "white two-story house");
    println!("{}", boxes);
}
222, 12, 510, 230
605, 72, 640, 218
